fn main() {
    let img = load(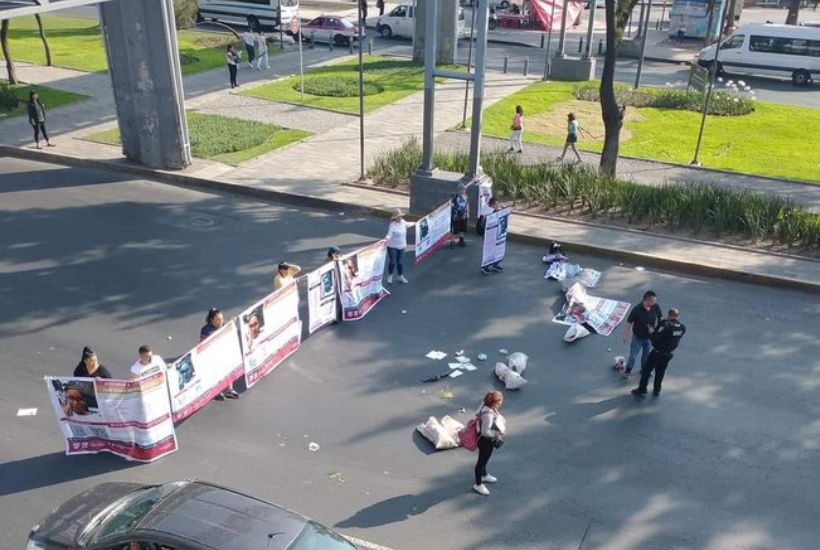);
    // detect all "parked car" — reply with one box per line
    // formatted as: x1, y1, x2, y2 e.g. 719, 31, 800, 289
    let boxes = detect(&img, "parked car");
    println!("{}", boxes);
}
26, 480, 357, 550
376, 3, 466, 39
300, 15, 362, 47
